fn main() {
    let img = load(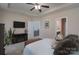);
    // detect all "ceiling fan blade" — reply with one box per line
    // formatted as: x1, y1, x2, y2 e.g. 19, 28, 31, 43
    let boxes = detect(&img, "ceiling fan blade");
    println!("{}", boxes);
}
26, 3, 34, 5
35, 3, 39, 5
39, 9, 42, 12
30, 7, 35, 11
41, 5, 49, 8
